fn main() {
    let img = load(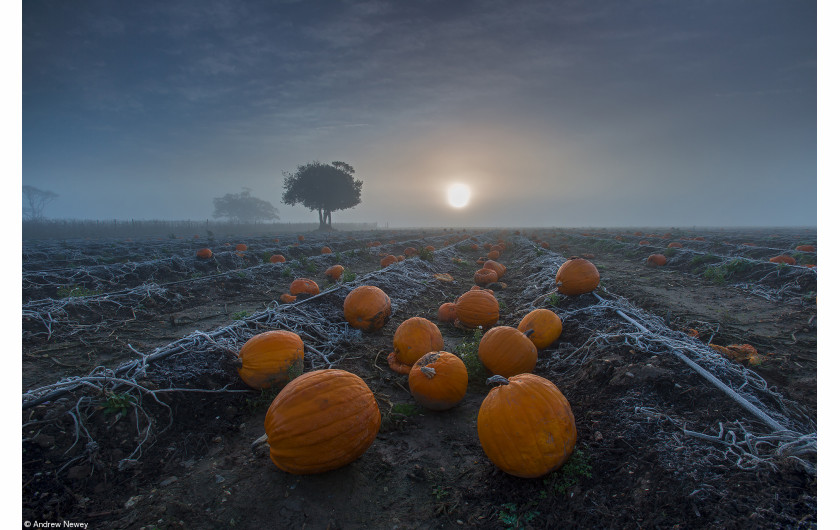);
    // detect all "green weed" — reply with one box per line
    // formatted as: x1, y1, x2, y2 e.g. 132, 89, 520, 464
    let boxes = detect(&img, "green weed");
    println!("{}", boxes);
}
497, 502, 539, 529
541, 448, 593, 496
102, 392, 136, 417
417, 247, 434, 261
342, 270, 357, 283
455, 328, 485, 383
231, 310, 249, 320
56, 285, 102, 298
391, 403, 421, 416
546, 293, 561, 307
